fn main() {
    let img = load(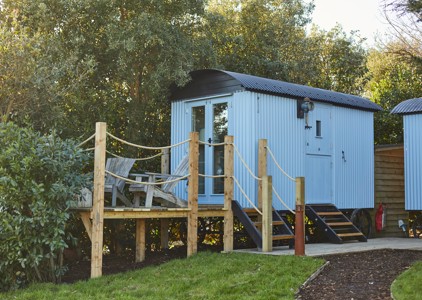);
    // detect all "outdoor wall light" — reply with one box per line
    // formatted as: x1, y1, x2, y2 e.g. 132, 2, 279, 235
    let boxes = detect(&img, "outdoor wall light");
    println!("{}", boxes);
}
298, 97, 314, 129
301, 97, 315, 113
